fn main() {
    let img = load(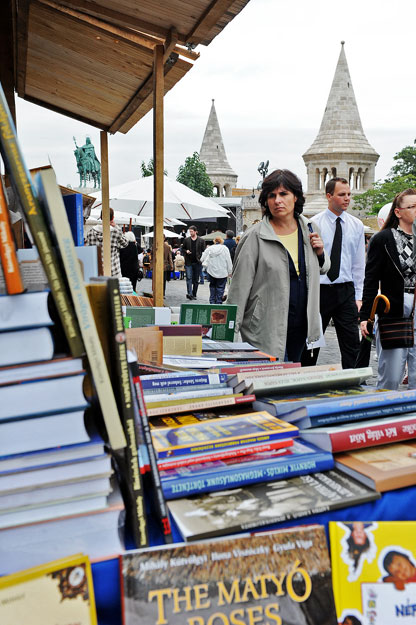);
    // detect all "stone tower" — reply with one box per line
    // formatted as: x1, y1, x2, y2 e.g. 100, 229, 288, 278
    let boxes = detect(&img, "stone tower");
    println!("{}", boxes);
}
199, 99, 237, 197
303, 42, 379, 211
